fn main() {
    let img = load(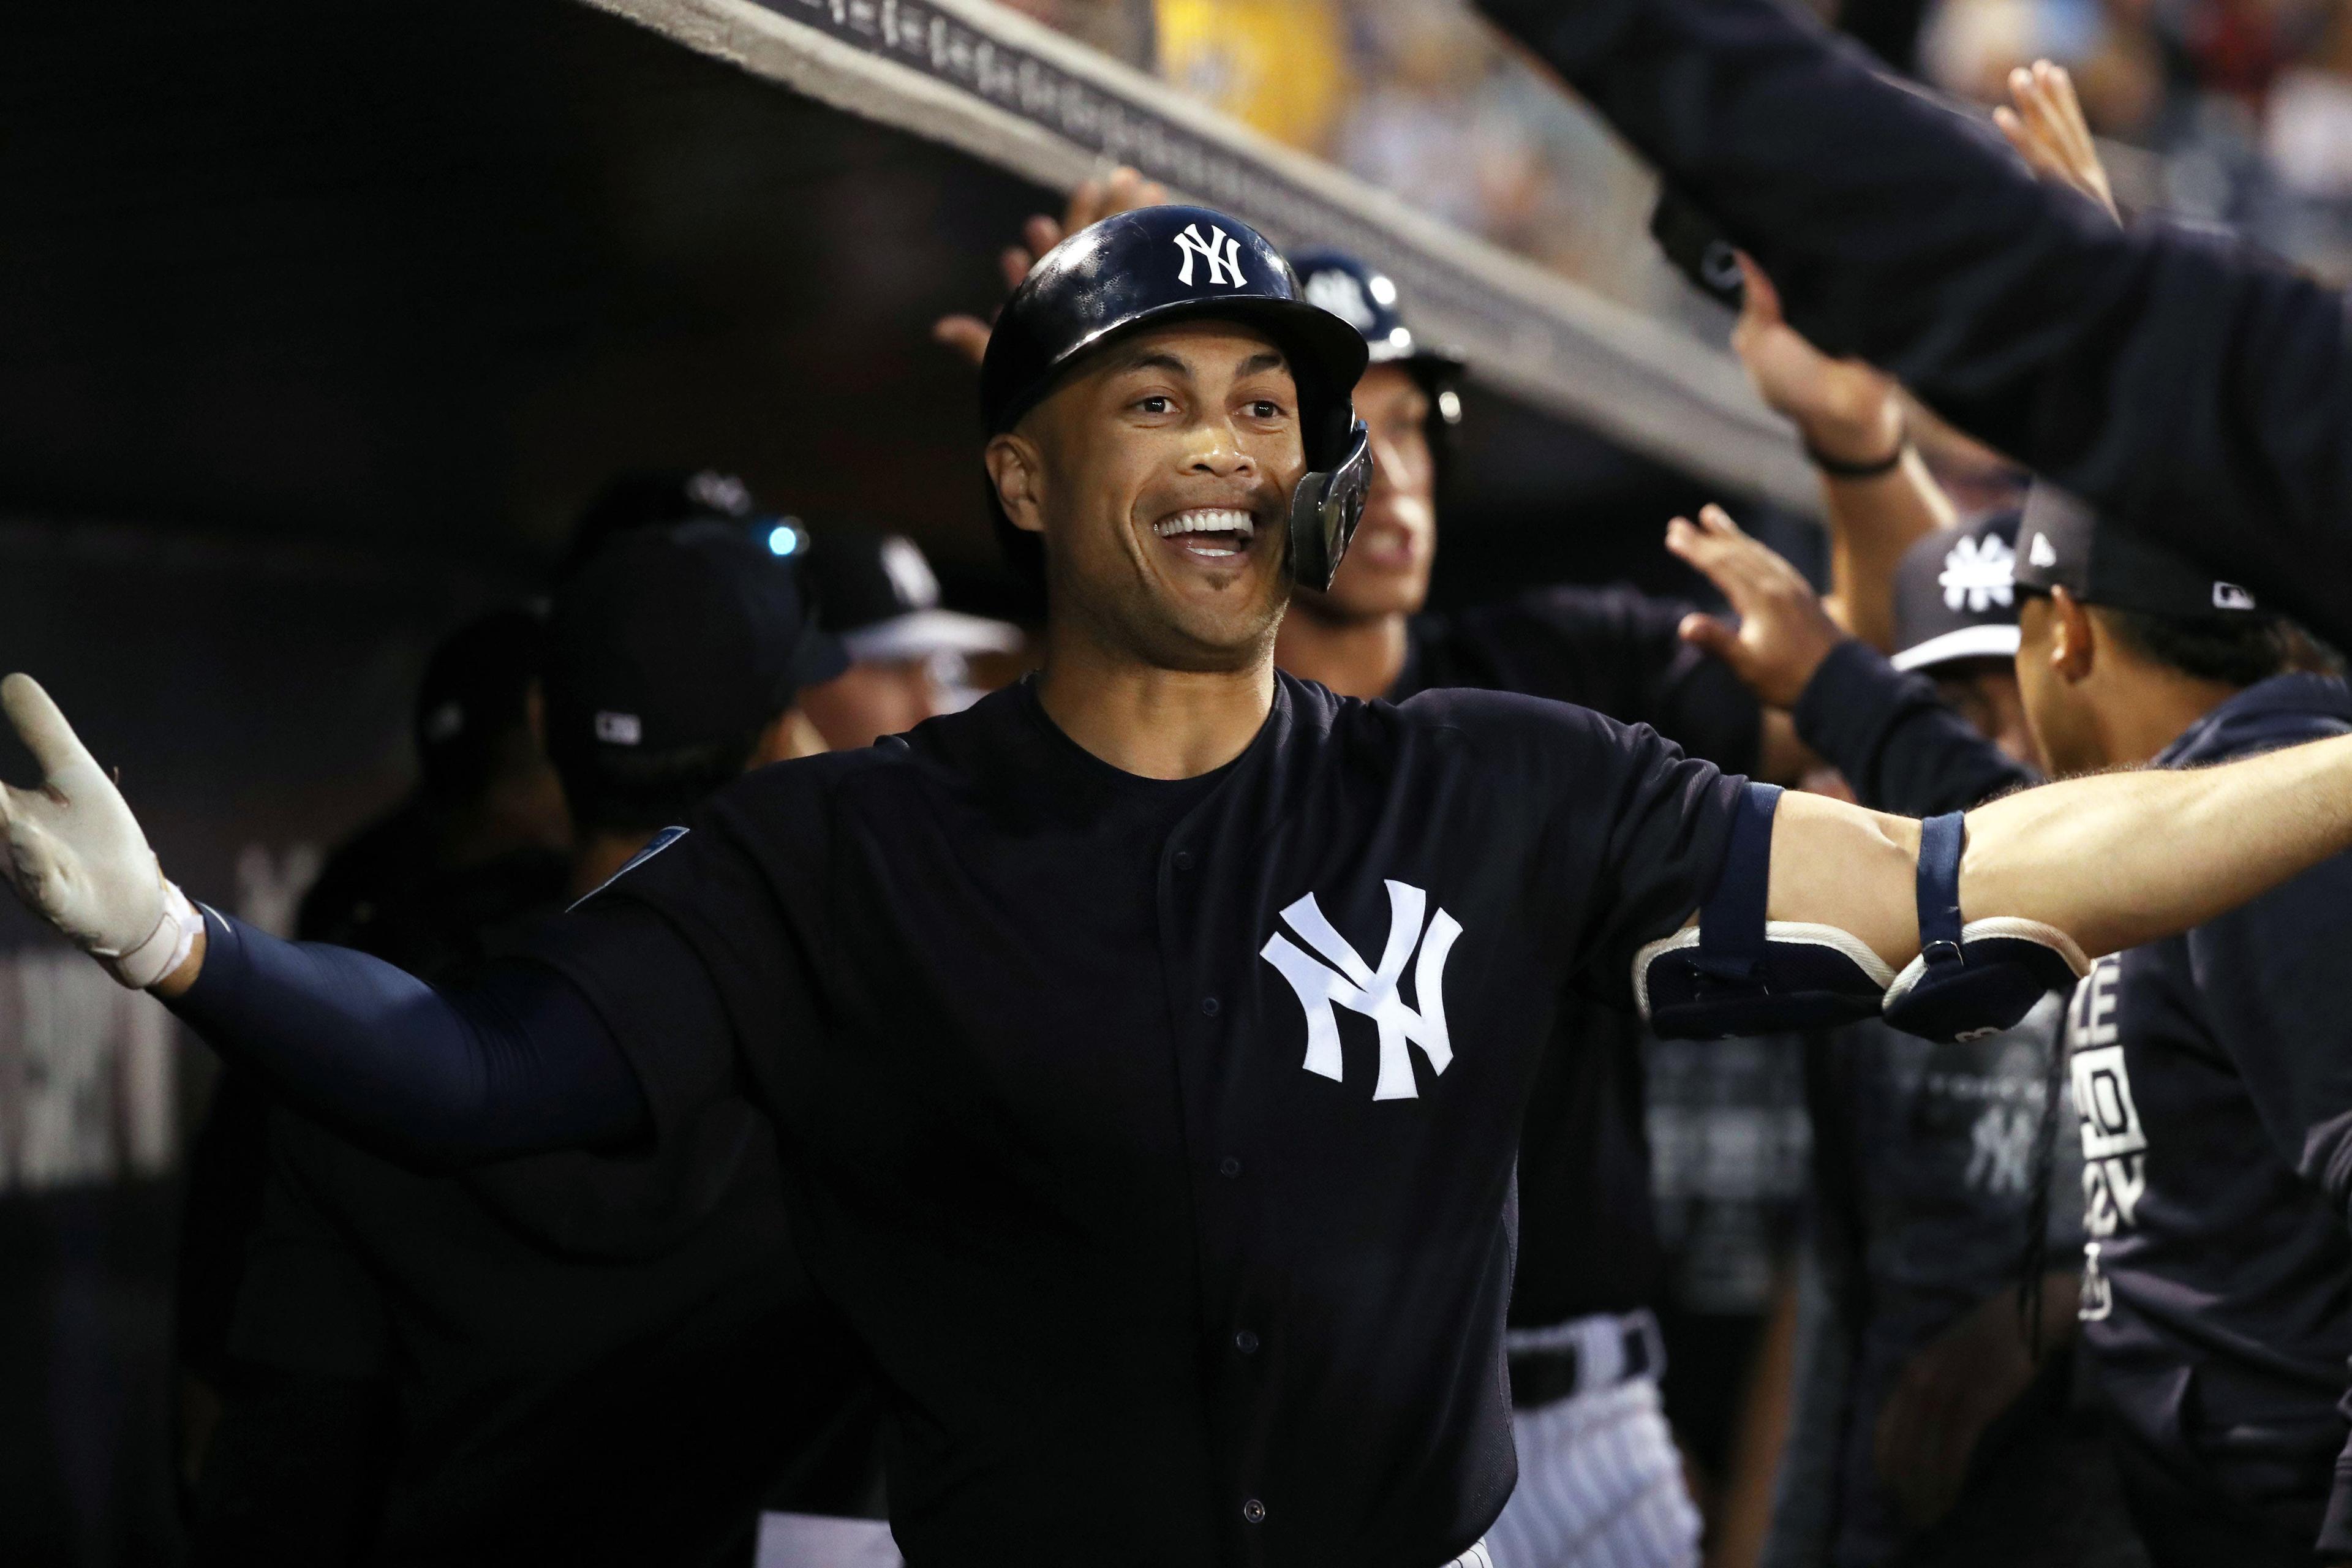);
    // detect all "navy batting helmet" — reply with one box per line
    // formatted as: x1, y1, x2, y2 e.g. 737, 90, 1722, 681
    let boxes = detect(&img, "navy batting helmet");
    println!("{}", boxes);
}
1290, 247, 1464, 431
979, 205, 1373, 592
